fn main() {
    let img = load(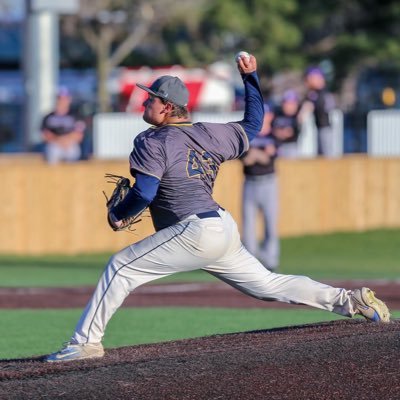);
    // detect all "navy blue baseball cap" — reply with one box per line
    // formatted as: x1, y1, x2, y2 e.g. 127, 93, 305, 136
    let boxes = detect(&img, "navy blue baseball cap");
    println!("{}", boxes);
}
282, 89, 299, 102
137, 75, 189, 107
305, 66, 324, 77
57, 86, 71, 97
272, 116, 292, 128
